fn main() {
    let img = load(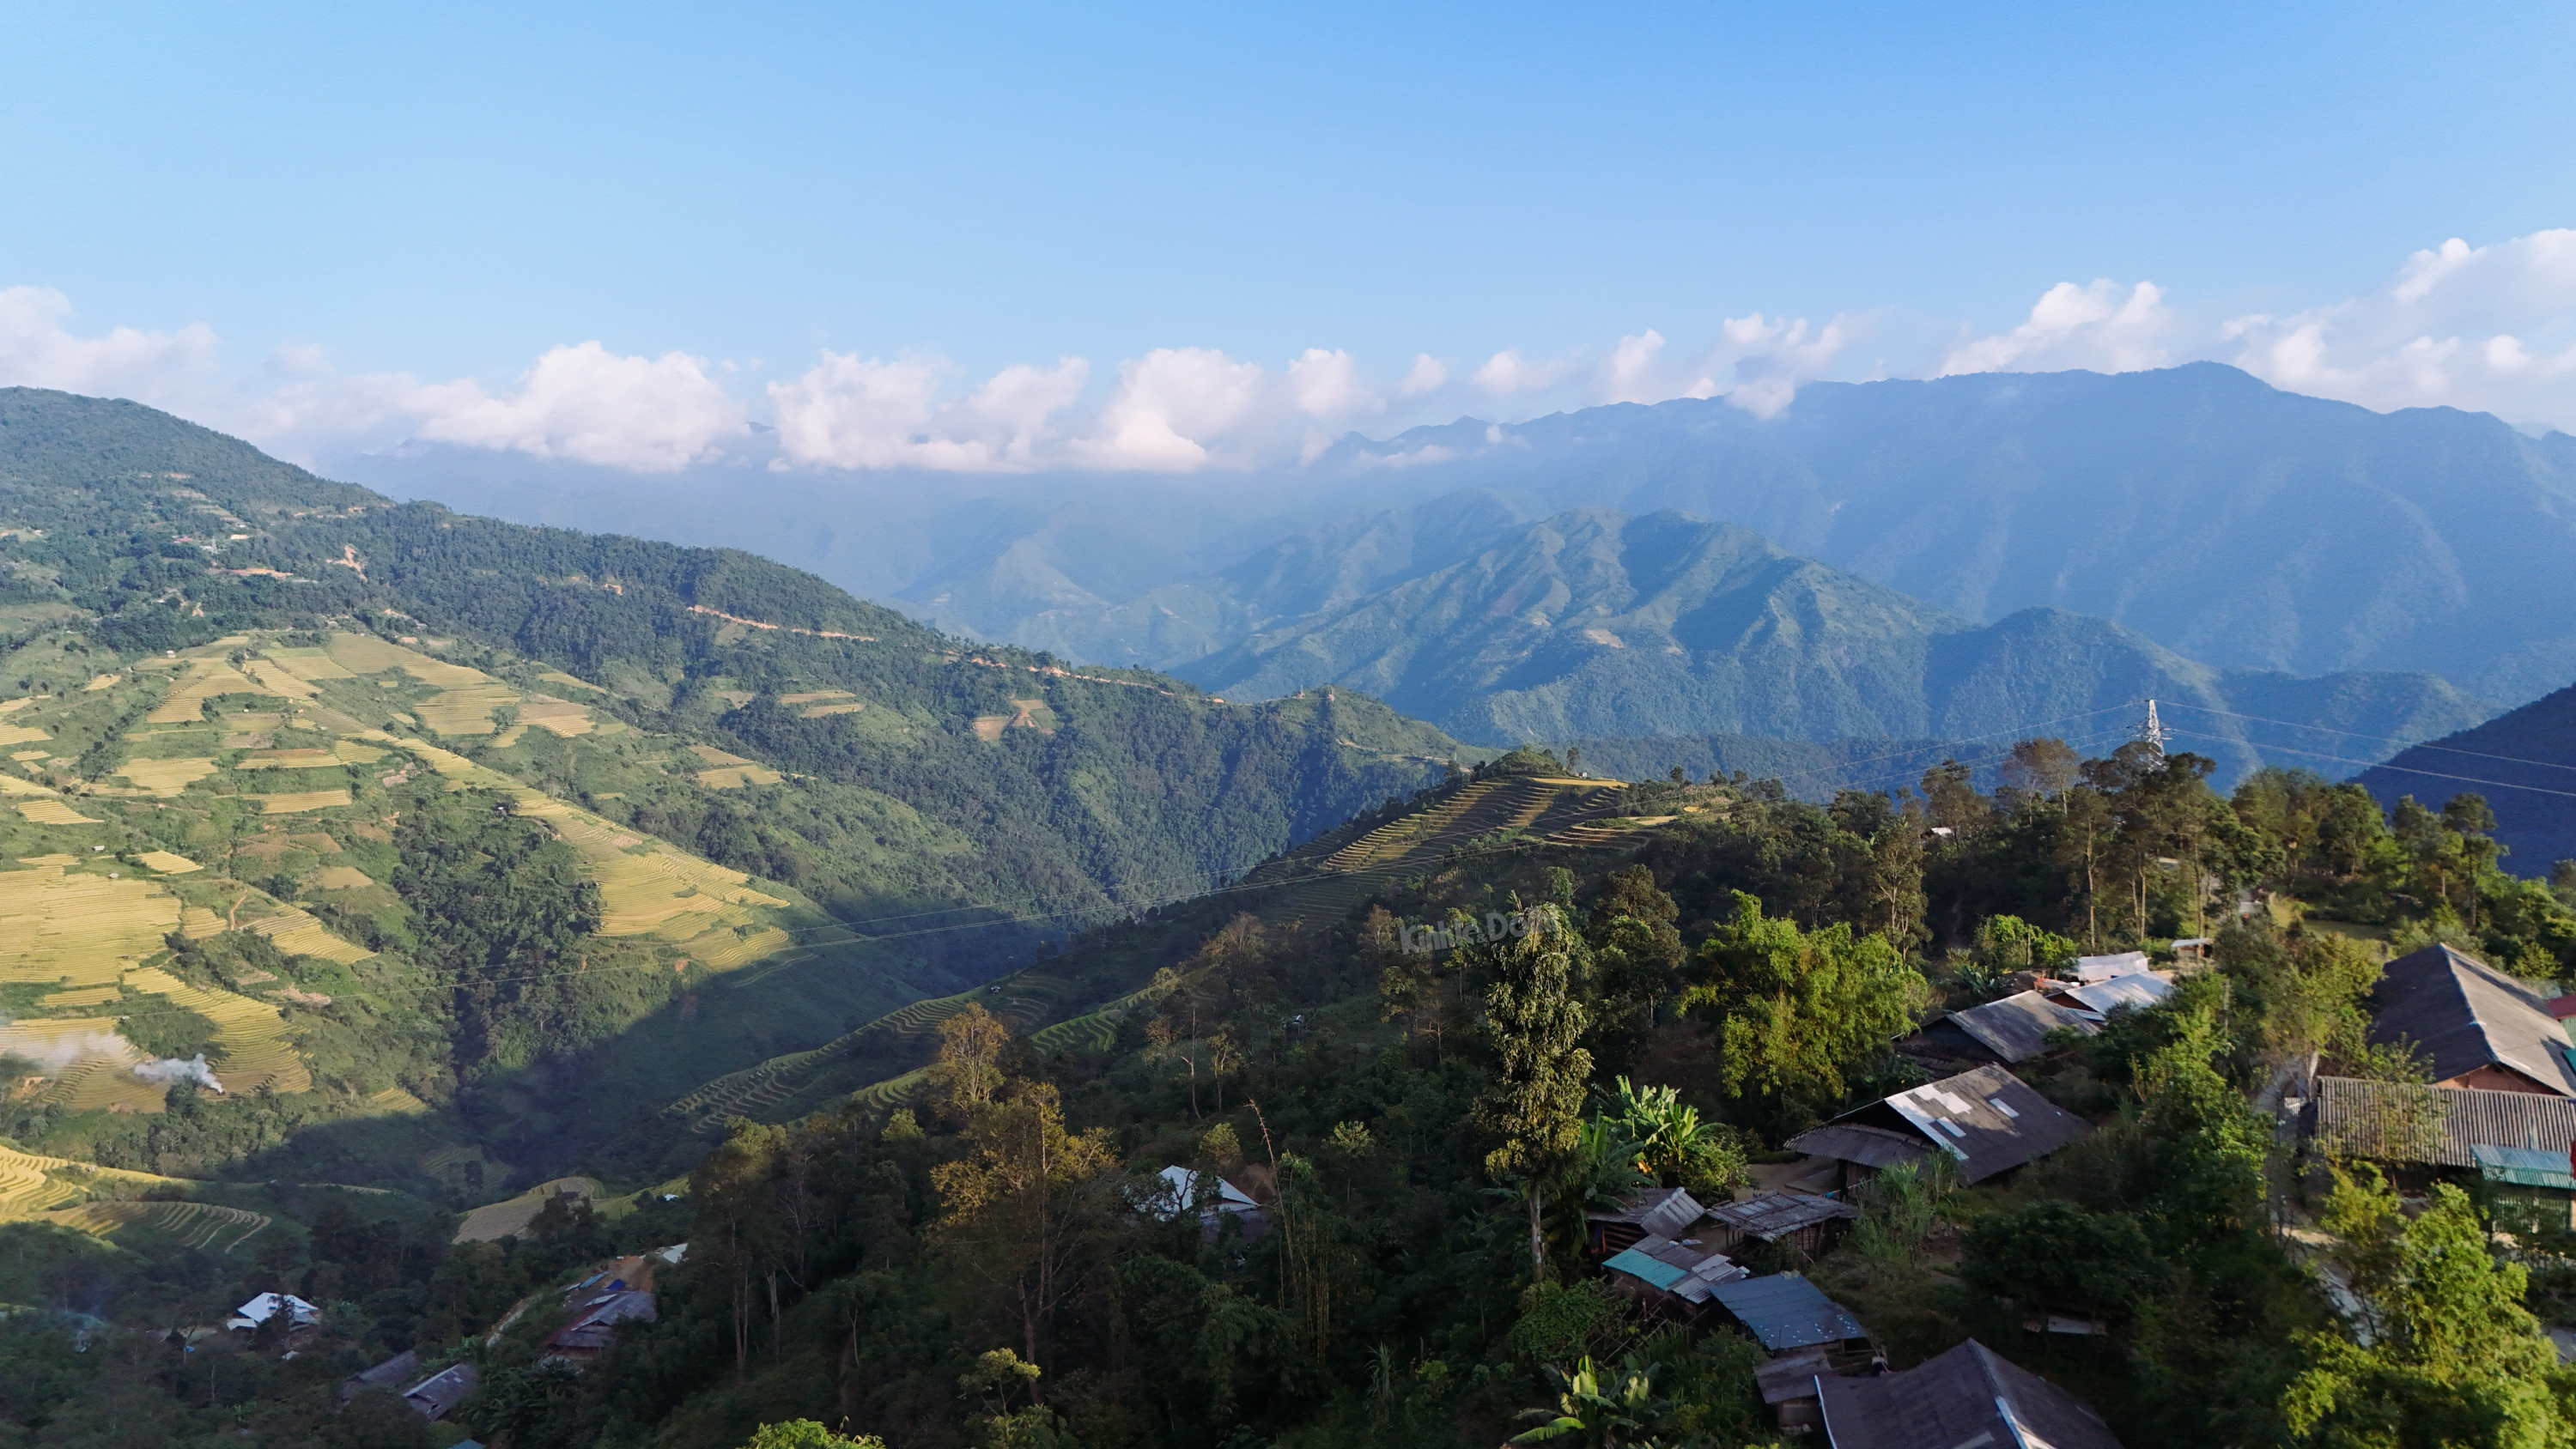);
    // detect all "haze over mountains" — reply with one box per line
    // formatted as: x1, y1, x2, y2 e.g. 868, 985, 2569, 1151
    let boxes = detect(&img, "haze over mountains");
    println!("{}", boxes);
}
340, 361, 2574, 777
